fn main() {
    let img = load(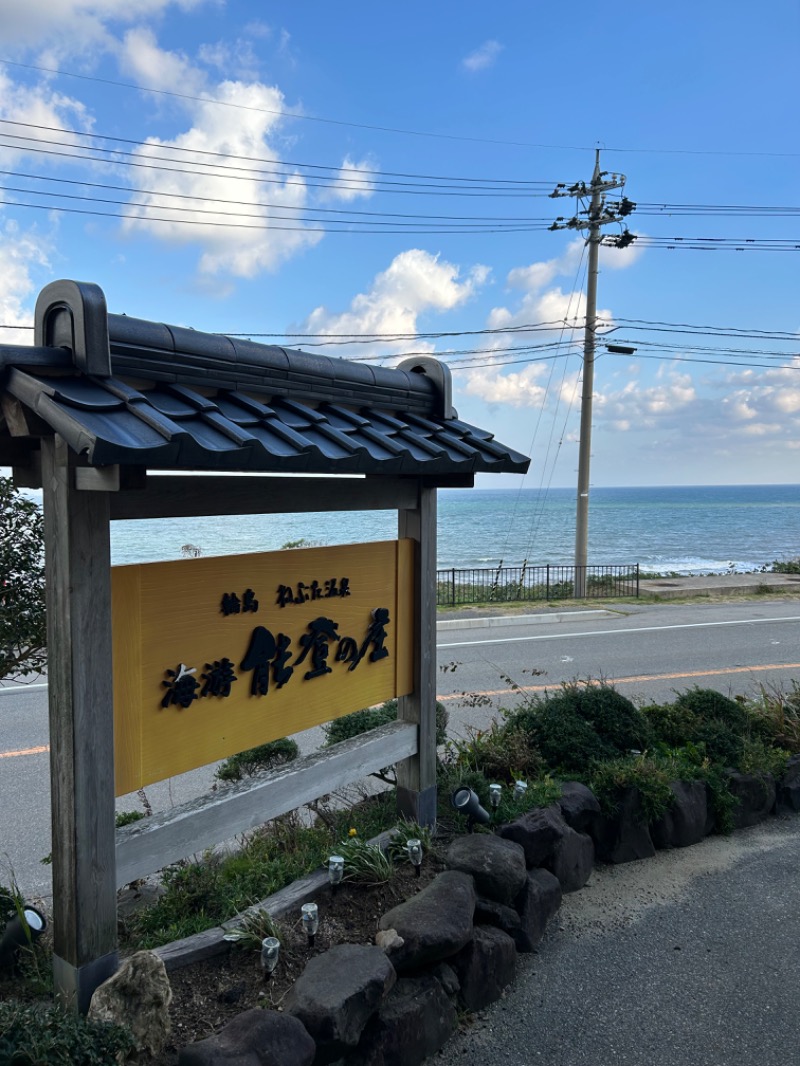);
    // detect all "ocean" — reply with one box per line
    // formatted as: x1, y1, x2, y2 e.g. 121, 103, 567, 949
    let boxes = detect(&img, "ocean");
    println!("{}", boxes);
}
108, 483, 800, 576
